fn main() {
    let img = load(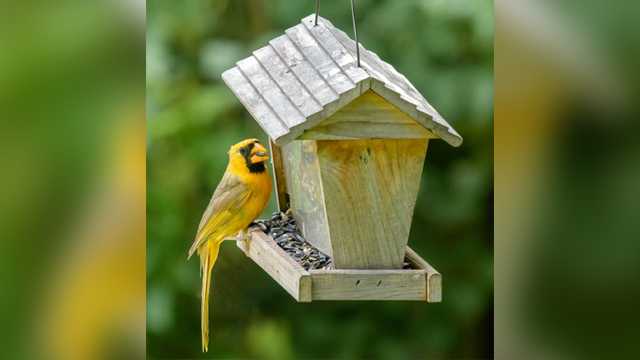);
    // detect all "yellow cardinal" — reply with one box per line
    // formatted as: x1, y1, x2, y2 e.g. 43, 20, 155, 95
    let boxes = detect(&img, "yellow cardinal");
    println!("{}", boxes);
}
187, 138, 272, 352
